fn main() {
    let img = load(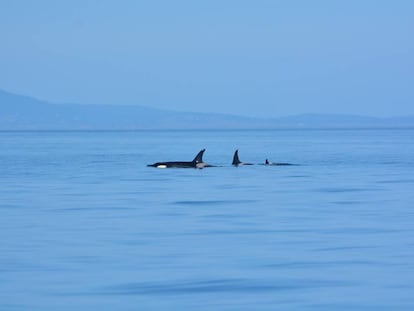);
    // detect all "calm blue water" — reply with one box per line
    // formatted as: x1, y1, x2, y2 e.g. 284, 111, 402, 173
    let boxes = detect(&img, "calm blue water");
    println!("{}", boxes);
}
1, 129, 414, 310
